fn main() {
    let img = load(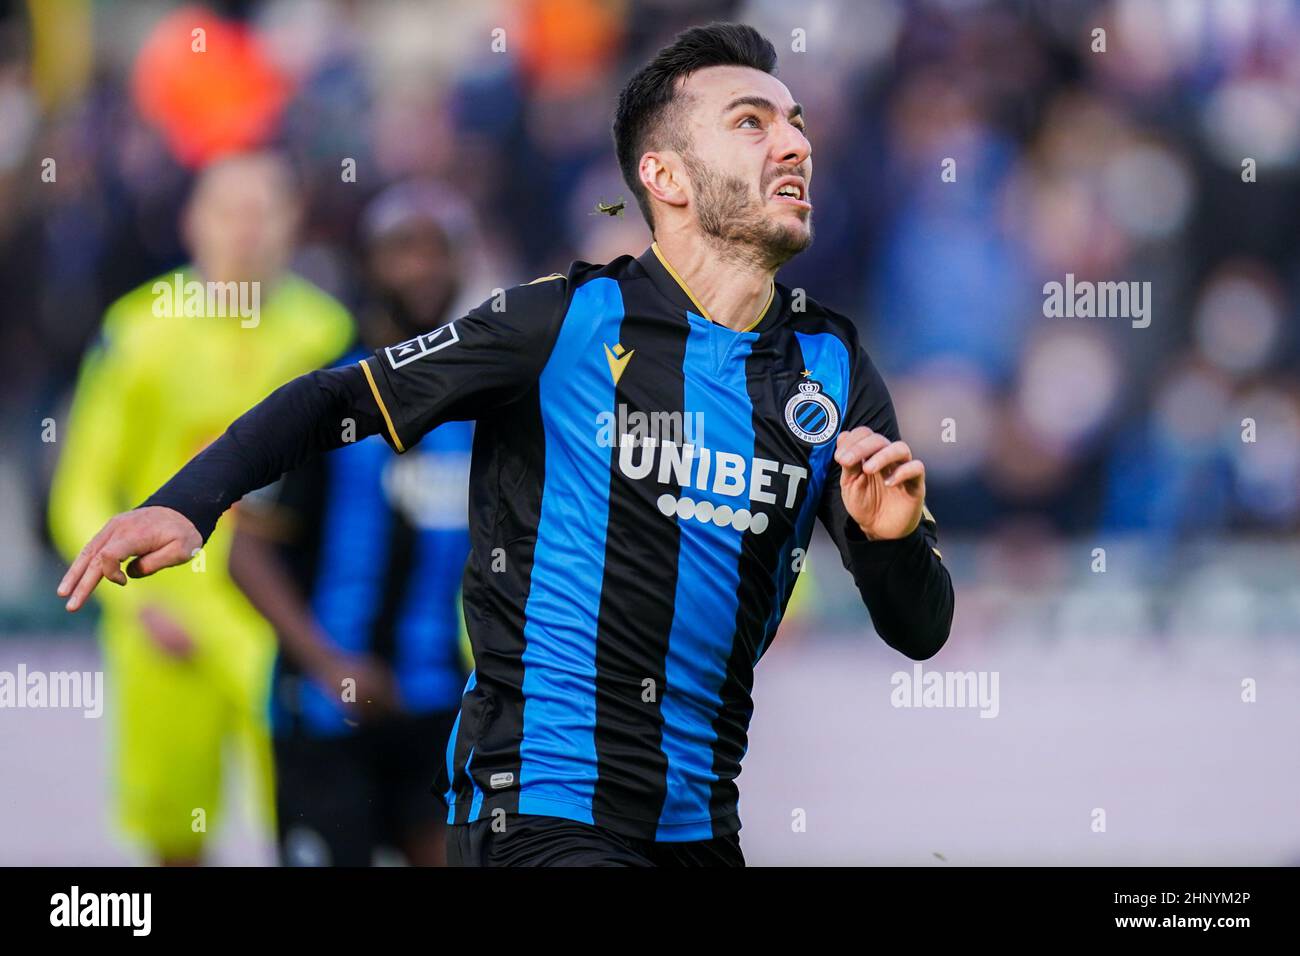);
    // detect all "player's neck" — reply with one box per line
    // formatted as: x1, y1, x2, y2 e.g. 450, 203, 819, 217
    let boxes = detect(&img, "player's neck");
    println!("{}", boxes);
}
651, 232, 775, 333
